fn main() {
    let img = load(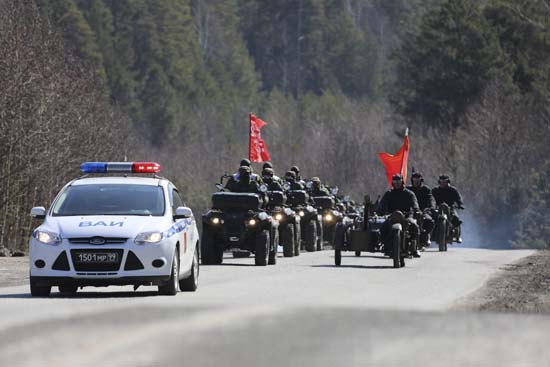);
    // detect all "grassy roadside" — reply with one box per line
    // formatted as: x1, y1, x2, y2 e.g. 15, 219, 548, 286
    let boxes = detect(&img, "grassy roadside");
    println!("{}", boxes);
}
456, 250, 550, 313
